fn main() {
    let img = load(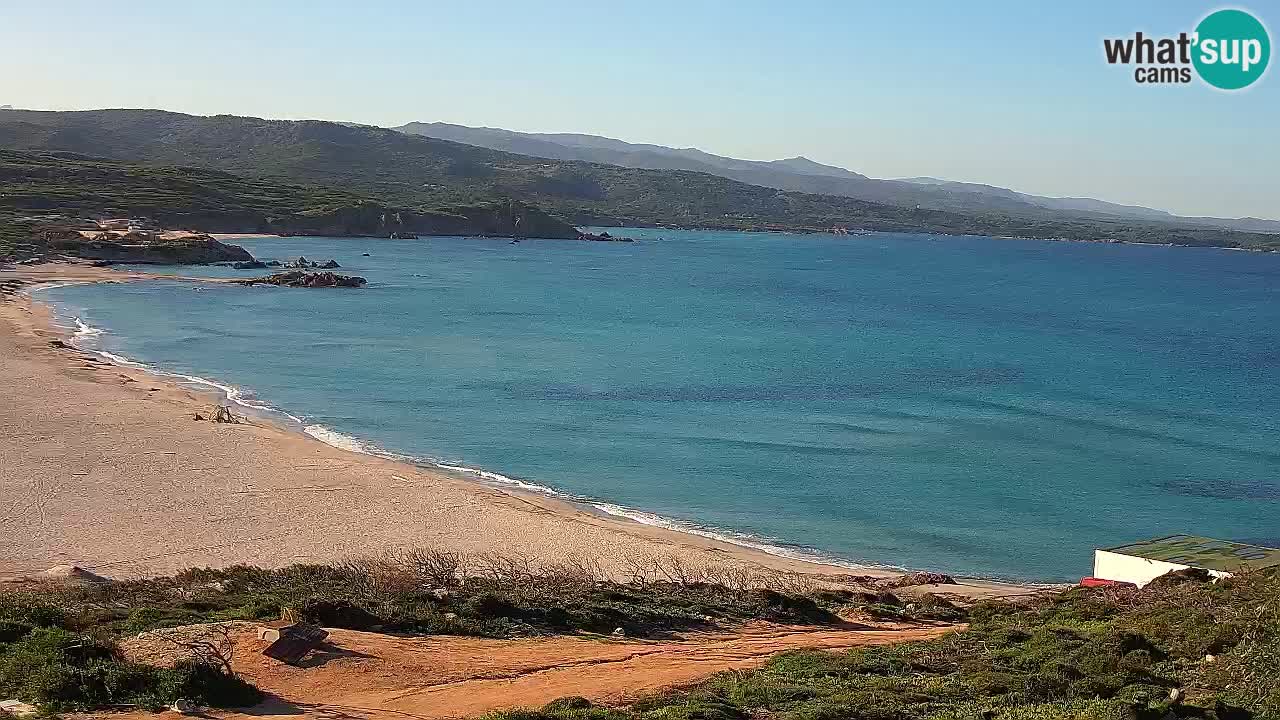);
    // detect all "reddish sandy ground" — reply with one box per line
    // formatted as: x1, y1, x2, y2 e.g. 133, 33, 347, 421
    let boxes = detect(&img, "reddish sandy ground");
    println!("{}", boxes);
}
104, 619, 955, 720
